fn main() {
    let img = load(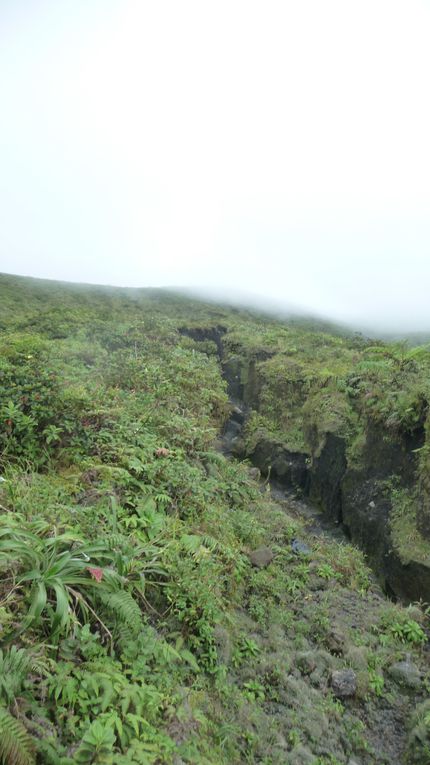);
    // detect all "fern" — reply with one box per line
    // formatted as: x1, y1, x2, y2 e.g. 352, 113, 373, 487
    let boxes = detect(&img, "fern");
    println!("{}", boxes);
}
180, 532, 225, 559
0, 648, 33, 706
34, 739, 73, 765
198, 450, 225, 467
100, 591, 143, 635
0, 707, 35, 765
103, 533, 129, 551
